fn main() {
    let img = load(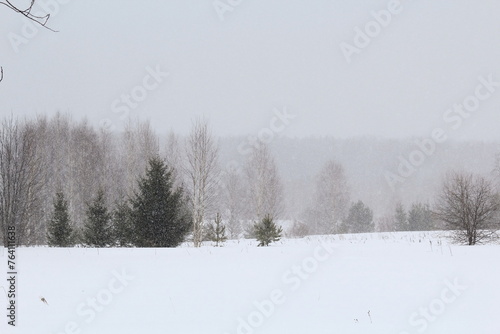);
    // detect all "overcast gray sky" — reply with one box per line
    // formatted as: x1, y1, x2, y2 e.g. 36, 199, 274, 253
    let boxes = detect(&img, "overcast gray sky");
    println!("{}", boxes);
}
1, 0, 500, 140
